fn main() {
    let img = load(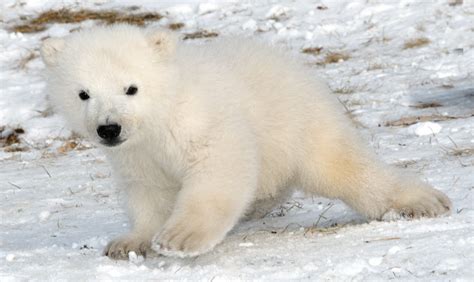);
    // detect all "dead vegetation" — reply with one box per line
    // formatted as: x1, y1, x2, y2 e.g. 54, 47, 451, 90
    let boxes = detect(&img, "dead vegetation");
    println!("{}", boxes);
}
11, 8, 163, 33
442, 136, 474, 158
323, 52, 350, 64
305, 50, 351, 66
394, 159, 418, 168
56, 132, 90, 154
448, 148, 474, 157
403, 37, 431, 49
410, 102, 443, 109
315, 52, 351, 66
57, 139, 89, 153
183, 30, 218, 40
367, 63, 385, 71
330, 81, 368, 95
384, 113, 474, 127
301, 47, 323, 56
168, 22, 185, 30
336, 98, 367, 128
332, 84, 367, 95
17, 51, 38, 69
448, 0, 463, 6
0, 127, 28, 152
